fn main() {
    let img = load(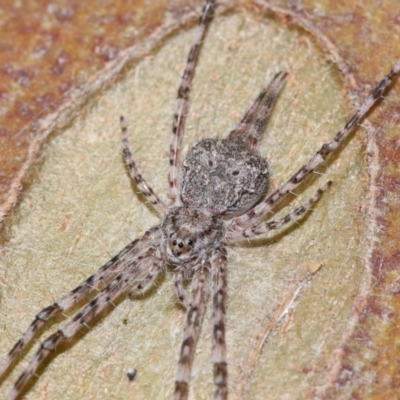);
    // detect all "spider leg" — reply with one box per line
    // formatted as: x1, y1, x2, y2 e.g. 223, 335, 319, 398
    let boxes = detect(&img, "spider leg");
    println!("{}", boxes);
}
168, 0, 214, 202
173, 260, 198, 308
121, 116, 167, 215
232, 59, 400, 228
5, 251, 162, 400
129, 252, 163, 296
0, 228, 159, 380
174, 264, 211, 400
211, 248, 228, 400
228, 181, 332, 240
173, 268, 188, 307
228, 71, 287, 149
